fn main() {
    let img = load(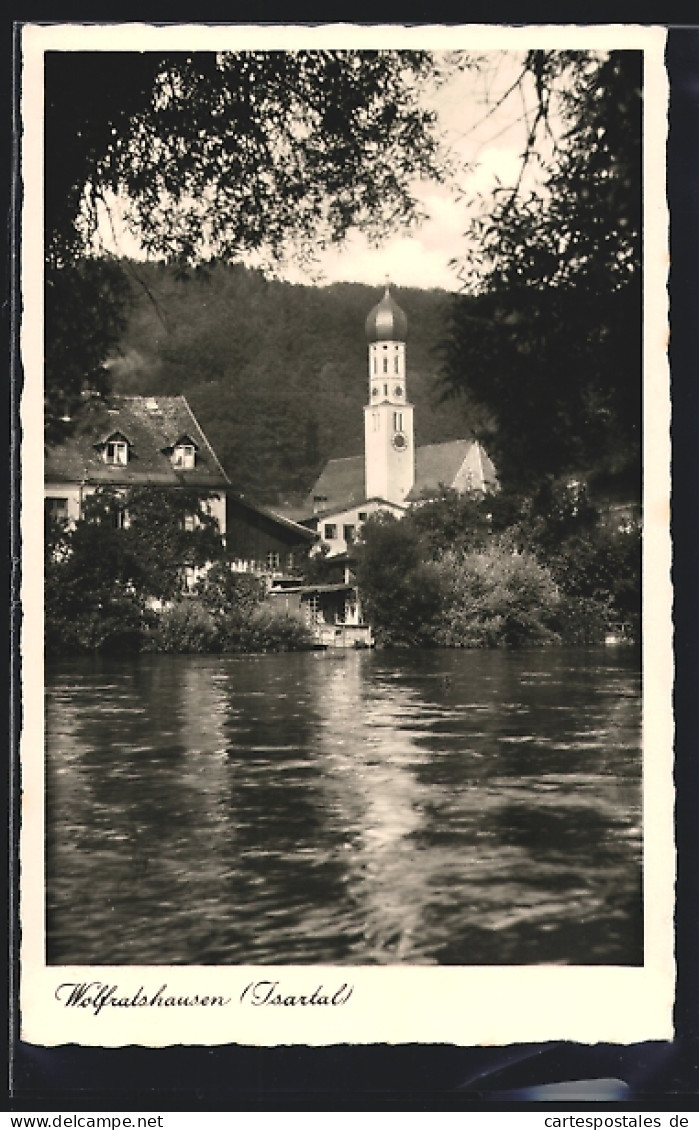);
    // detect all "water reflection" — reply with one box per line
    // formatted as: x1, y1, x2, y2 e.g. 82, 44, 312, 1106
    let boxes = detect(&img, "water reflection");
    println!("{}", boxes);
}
46, 649, 642, 965
308, 656, 434, 962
